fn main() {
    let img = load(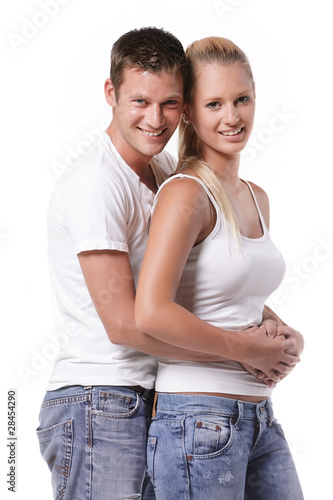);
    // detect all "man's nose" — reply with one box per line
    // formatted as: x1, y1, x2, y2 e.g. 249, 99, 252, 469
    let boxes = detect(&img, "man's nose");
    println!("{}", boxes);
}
146, 104, 164, 129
